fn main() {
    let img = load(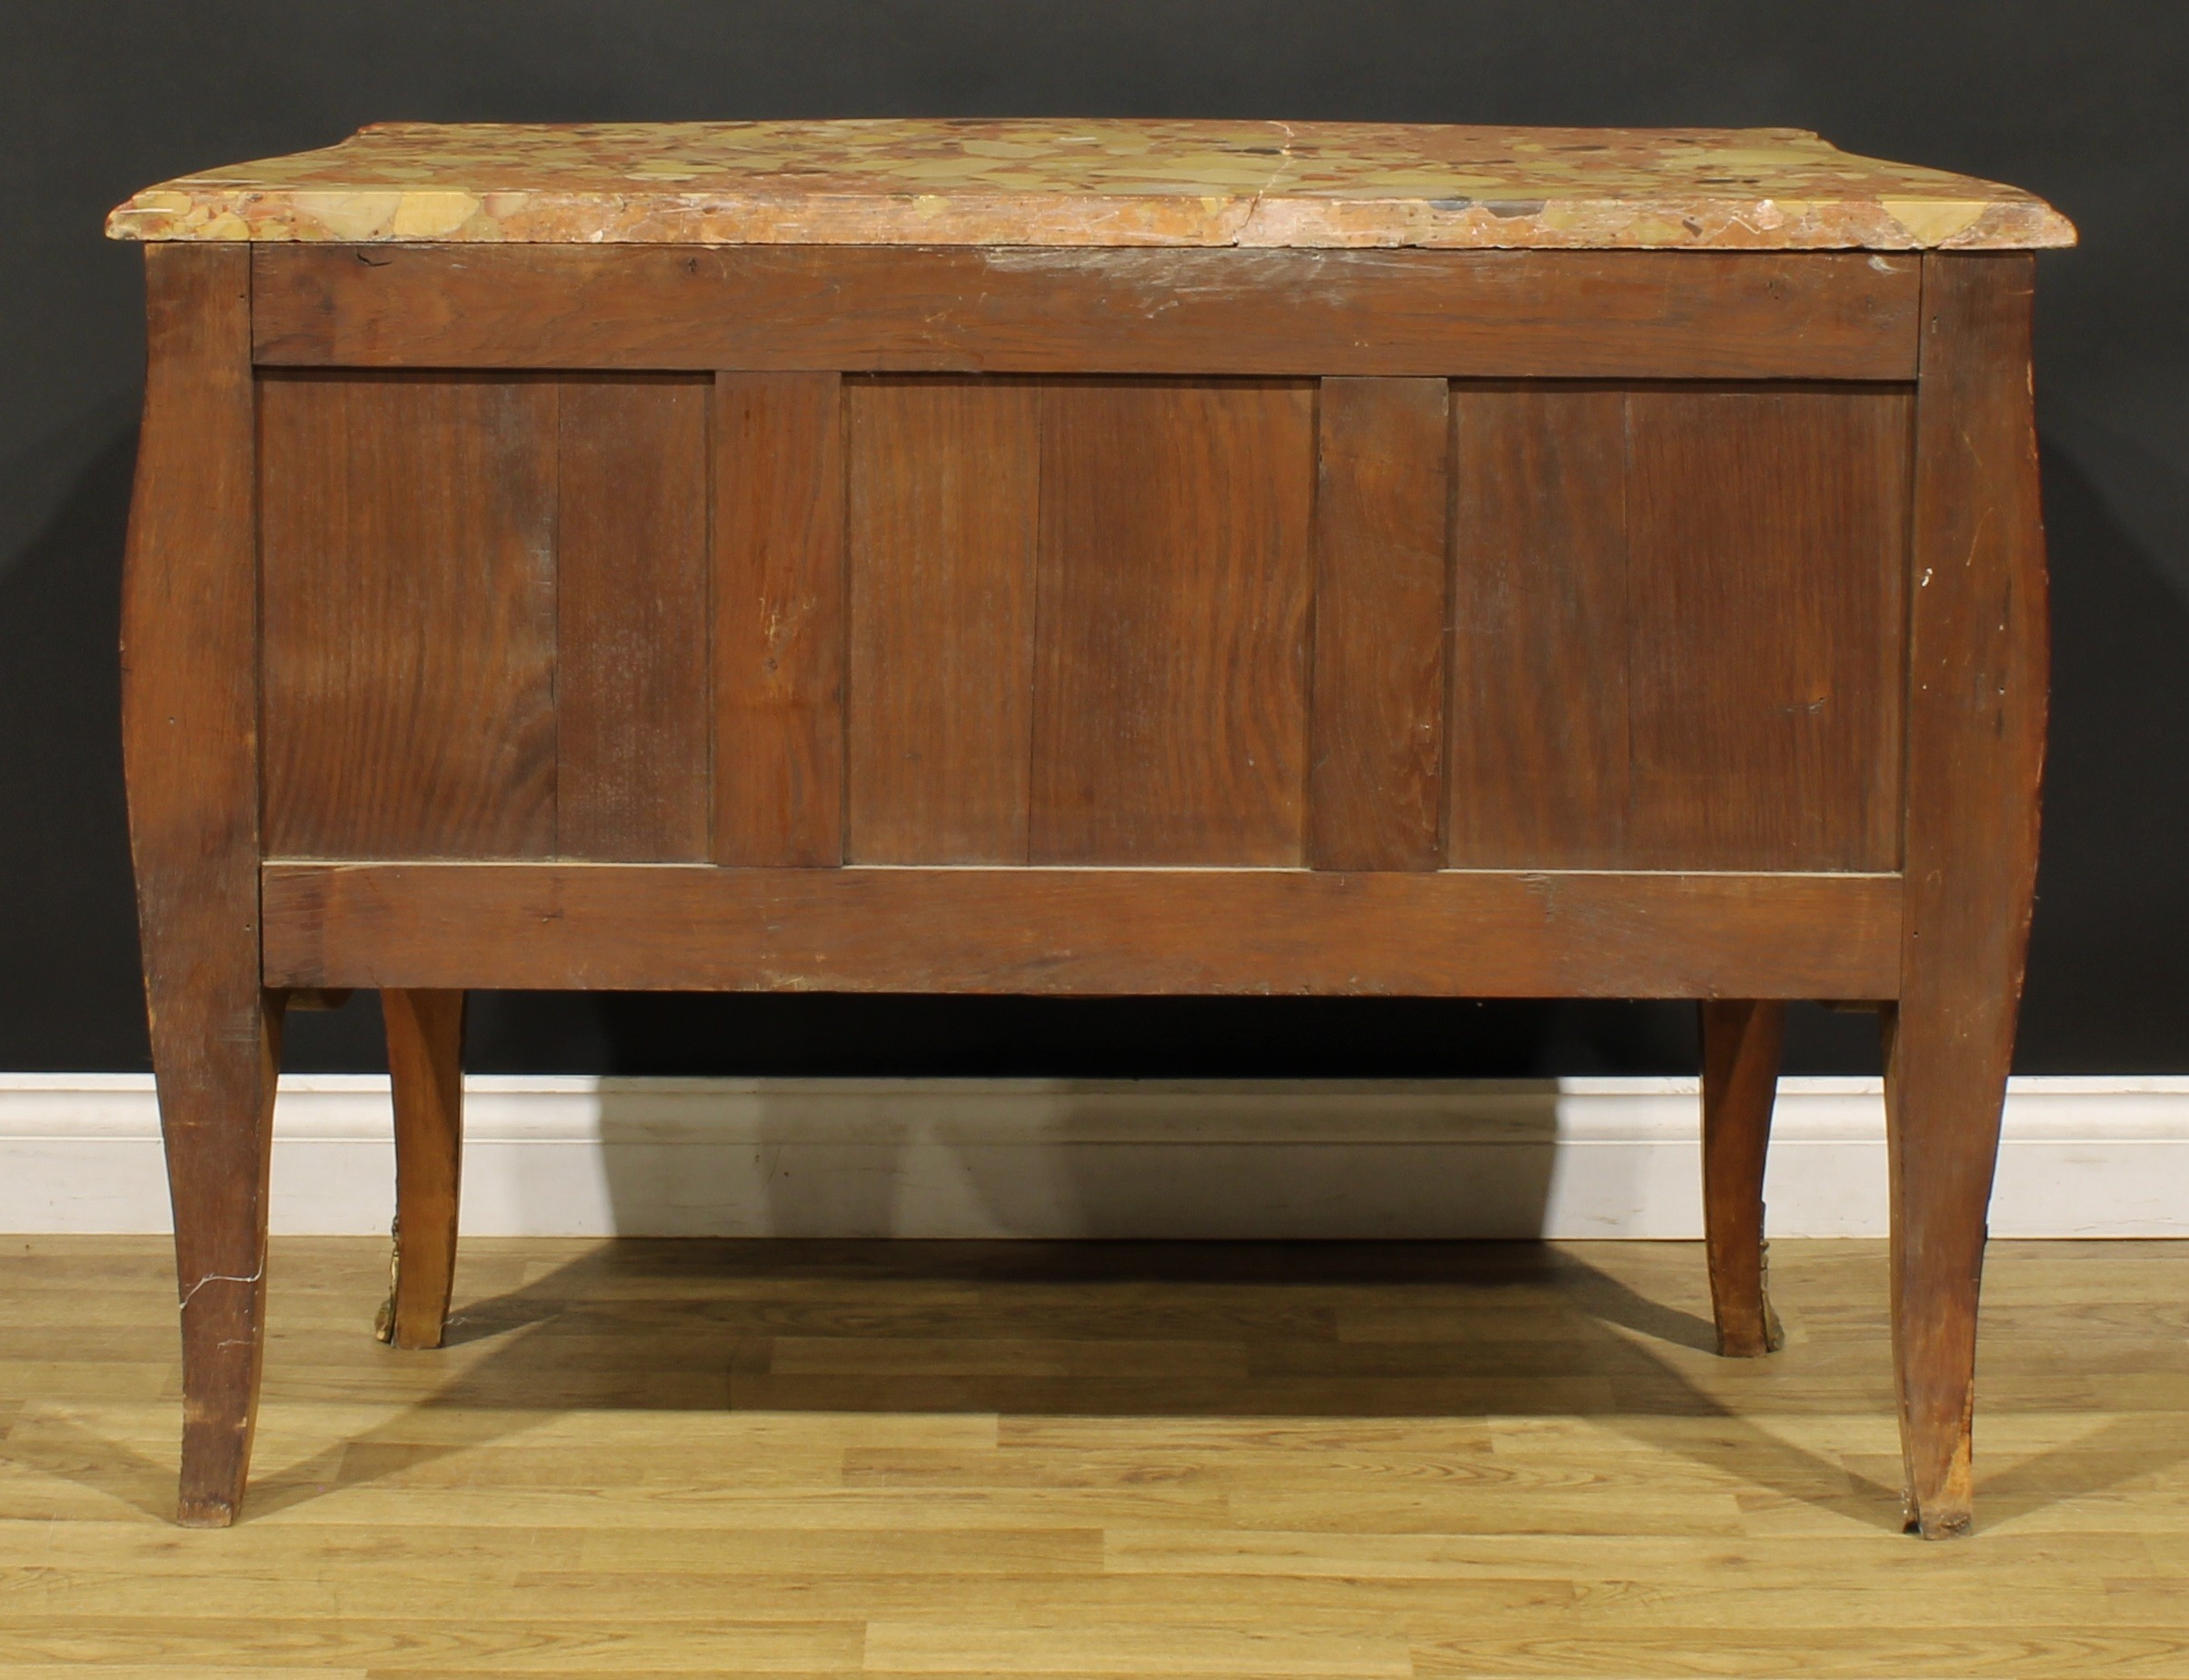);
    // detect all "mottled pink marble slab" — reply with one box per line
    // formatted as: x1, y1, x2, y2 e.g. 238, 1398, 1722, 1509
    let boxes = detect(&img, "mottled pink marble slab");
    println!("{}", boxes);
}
108, 119, 2074, 250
